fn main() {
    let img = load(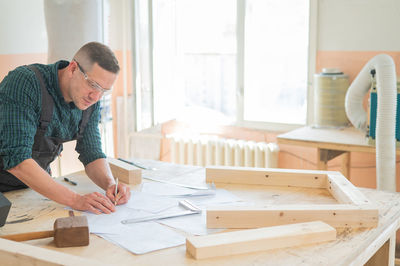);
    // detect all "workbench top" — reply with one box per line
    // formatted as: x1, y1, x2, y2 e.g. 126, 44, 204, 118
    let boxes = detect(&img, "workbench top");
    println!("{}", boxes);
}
1, 160, 400, 265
